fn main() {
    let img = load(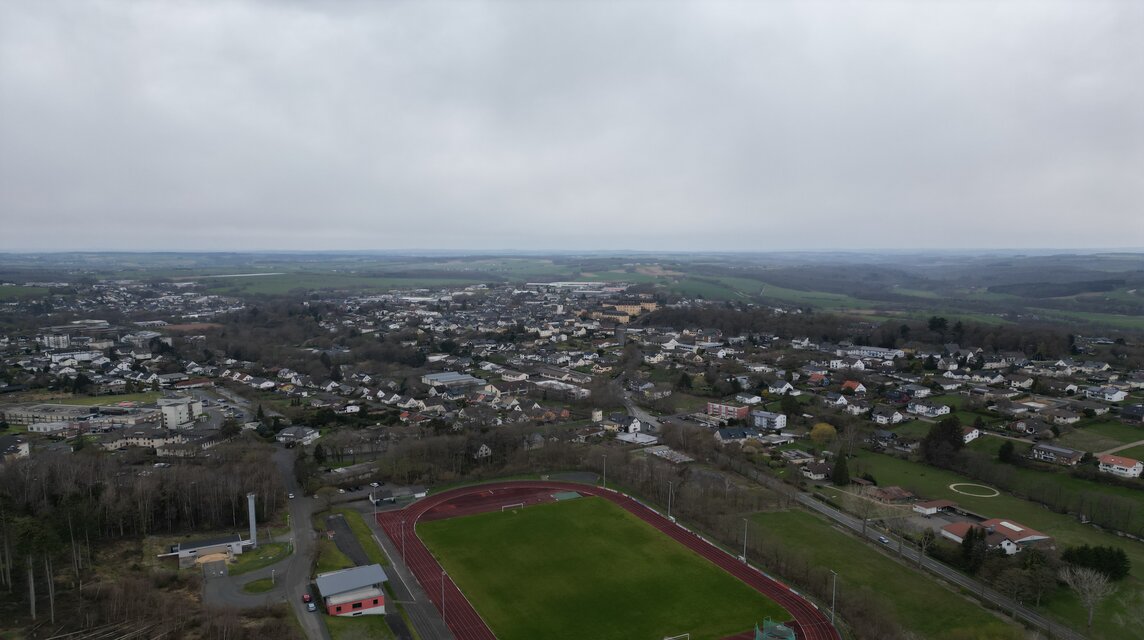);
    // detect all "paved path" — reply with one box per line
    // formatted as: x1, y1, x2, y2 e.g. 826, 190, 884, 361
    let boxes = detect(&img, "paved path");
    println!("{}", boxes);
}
378, 481, 840, 640
1096, 438, 1144, 456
